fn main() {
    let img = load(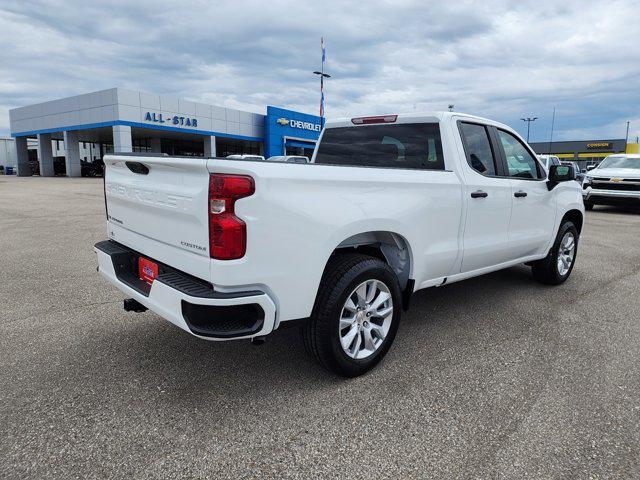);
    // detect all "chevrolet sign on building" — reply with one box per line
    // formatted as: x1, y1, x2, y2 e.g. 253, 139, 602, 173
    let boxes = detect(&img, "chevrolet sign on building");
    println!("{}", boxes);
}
277, 117, 322, 132
265, 106, 323, 158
